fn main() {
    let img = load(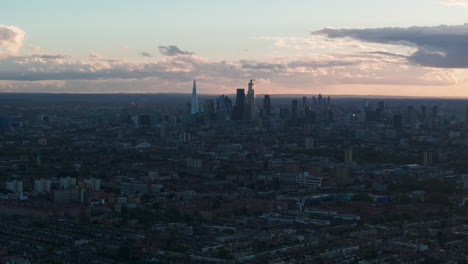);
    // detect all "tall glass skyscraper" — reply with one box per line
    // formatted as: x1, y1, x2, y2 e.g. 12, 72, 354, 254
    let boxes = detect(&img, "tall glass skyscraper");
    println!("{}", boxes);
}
191, 80, 198, 115
246, 79, 256, 121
